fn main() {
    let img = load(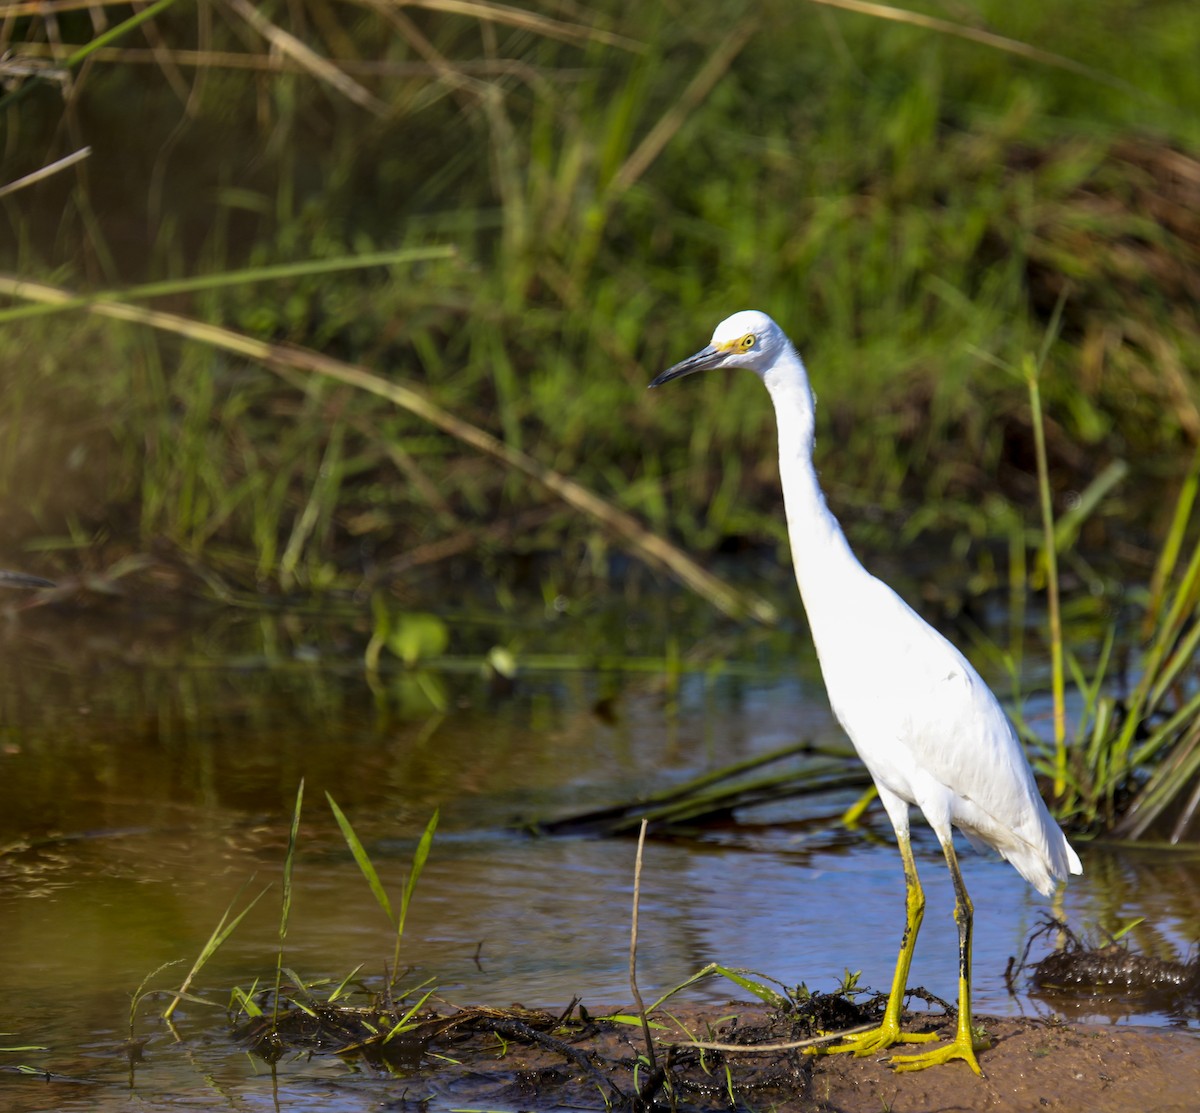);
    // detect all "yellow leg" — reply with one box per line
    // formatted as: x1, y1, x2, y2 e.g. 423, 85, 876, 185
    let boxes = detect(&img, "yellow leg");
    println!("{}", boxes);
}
889, 836, 988, 1075
816, 831, 939, 1058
